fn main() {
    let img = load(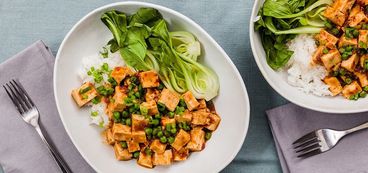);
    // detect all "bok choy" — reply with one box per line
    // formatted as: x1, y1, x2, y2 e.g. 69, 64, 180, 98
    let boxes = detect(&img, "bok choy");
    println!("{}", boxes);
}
255, 0, 332, 70
101, 8, 219, 100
